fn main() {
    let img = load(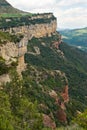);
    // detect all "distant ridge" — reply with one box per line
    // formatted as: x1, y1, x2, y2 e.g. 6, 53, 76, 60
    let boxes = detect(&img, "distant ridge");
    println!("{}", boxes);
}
60, 27, 87, 52
0, 0, 28, 14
